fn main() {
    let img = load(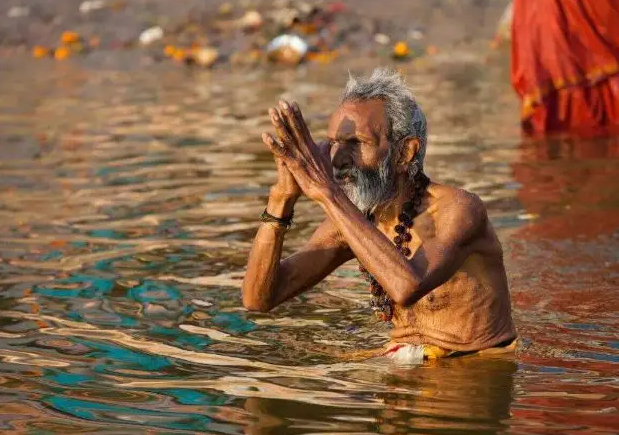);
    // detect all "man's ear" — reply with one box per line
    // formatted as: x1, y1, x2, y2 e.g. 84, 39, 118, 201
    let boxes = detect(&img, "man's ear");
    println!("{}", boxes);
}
396, 137, 420, 172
